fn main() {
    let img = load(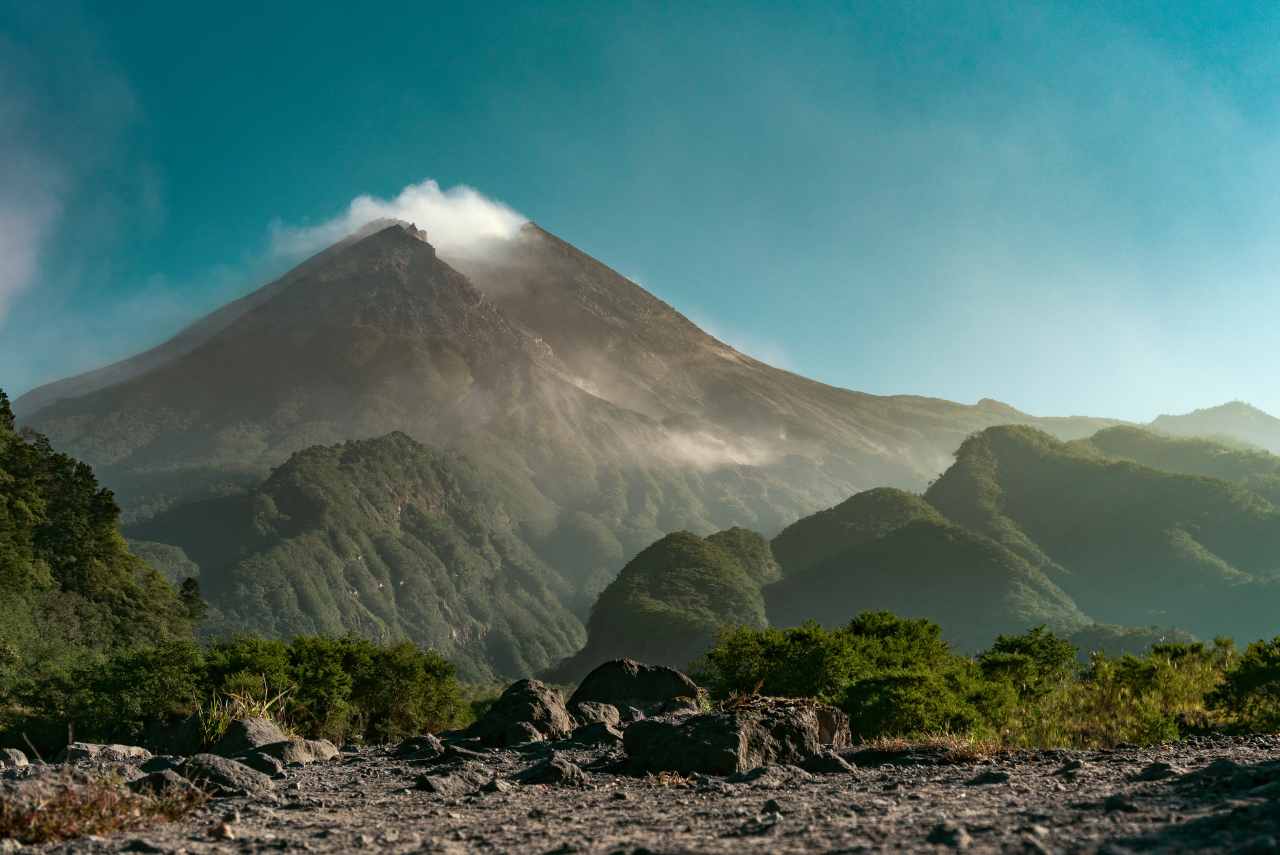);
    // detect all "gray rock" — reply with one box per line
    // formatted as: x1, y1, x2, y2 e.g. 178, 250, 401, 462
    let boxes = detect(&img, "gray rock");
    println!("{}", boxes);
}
467, 680, 574, 747
211, 717, 288, 757
815, 706, 851, 750
129, 769, 198, 797
967, 769, 1011, 785
515, 753, 586, 786
624, 698, 833, 775
395, 734, 444, 759
60, 743, 152, 763
727, 764, 816, 786
503, 720, 546, 746
568, 721, 624, 747
180, 753, 275, 796
801, 749, 856, 774
257, 738, 339, 765
568, 659, 700, 717
1133, 761, 1182, 781
927, 821, 972, 849
572, 701, 622, 729
139, 756, 183, 774
237, 751, 287, 777
415, 760, 493, 797
0, 748, 27, 769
